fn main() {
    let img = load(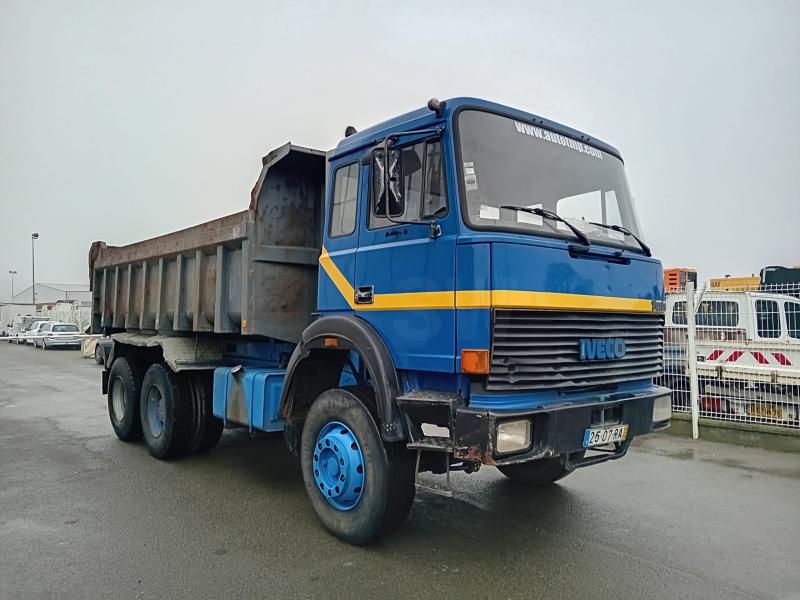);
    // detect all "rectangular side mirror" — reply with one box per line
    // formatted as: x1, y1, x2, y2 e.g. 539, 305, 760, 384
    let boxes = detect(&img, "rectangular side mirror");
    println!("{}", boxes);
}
372, 147, 405, 217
